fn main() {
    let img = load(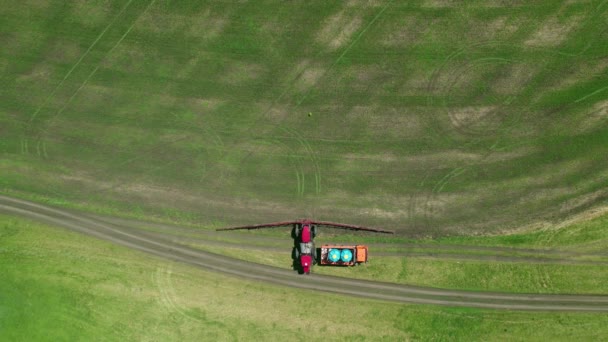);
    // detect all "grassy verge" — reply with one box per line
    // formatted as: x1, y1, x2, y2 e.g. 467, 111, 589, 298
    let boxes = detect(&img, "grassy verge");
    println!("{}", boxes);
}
2, 214, 608, 341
